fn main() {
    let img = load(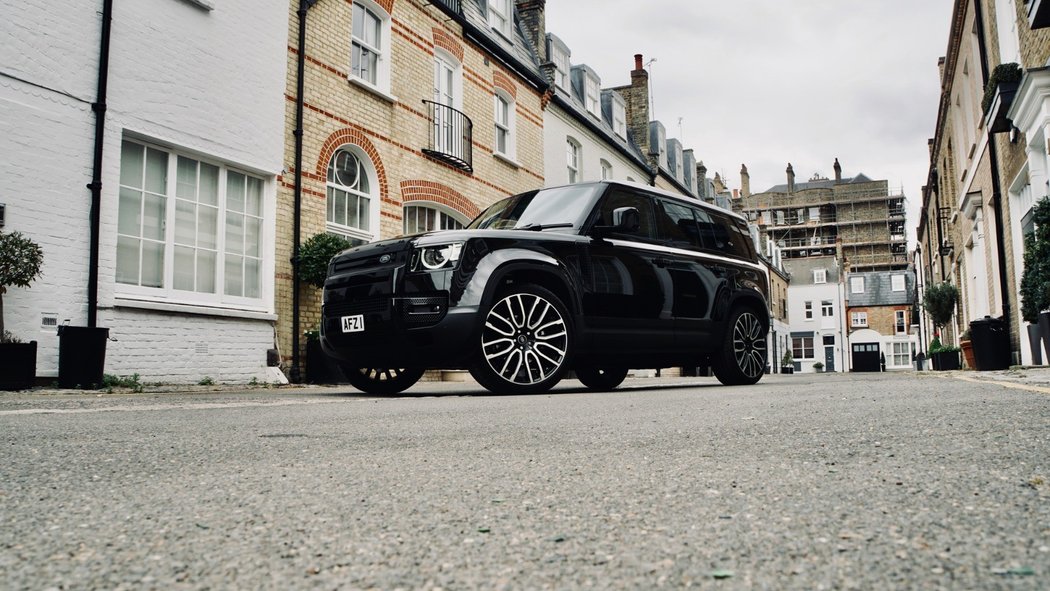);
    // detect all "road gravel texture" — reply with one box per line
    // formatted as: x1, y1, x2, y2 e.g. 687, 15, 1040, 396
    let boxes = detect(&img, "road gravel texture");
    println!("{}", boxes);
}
1, 371, 1047, 589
